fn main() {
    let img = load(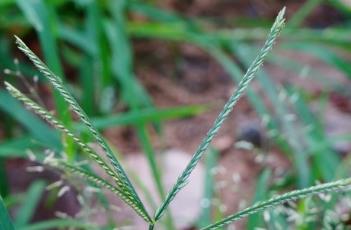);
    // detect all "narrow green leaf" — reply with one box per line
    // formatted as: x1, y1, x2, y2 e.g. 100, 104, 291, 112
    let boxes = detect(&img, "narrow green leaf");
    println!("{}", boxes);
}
81, 105, 206, 130
16, 0, 76, 159
15, 181, 46, 228
21, 219, 96, 230
0, 90, 61, 150
197, 147, 219, 228
0, 195, 15, 230
288, 0, 321, 28
247, 170, 271, 230
0, 136, 41, 158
